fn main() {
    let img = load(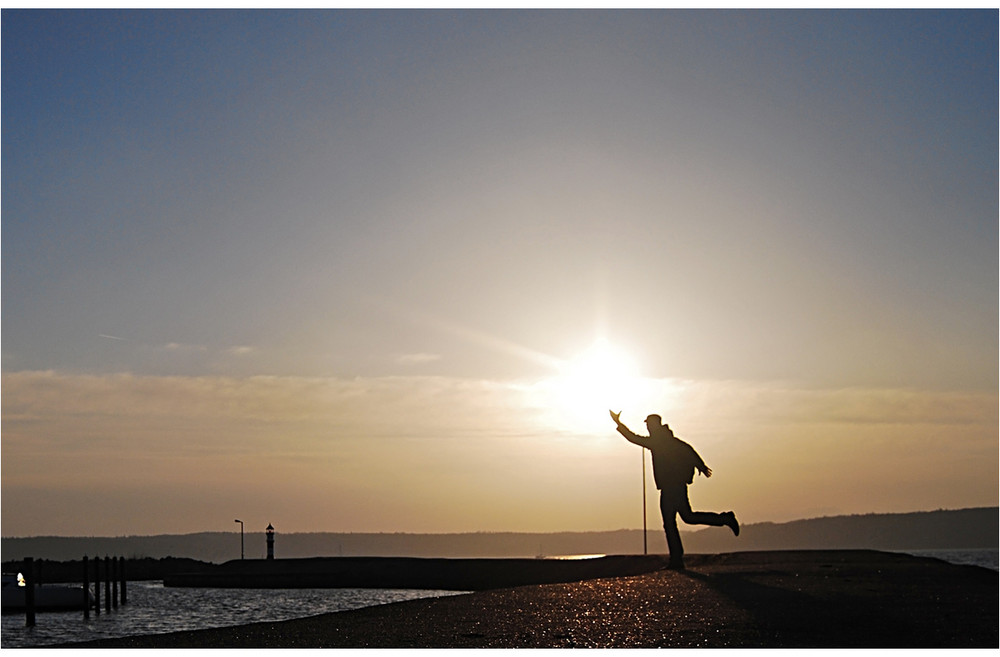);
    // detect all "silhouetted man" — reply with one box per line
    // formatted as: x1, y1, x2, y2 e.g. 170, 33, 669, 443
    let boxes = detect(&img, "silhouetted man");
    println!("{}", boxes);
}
611, 411, 739, 569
